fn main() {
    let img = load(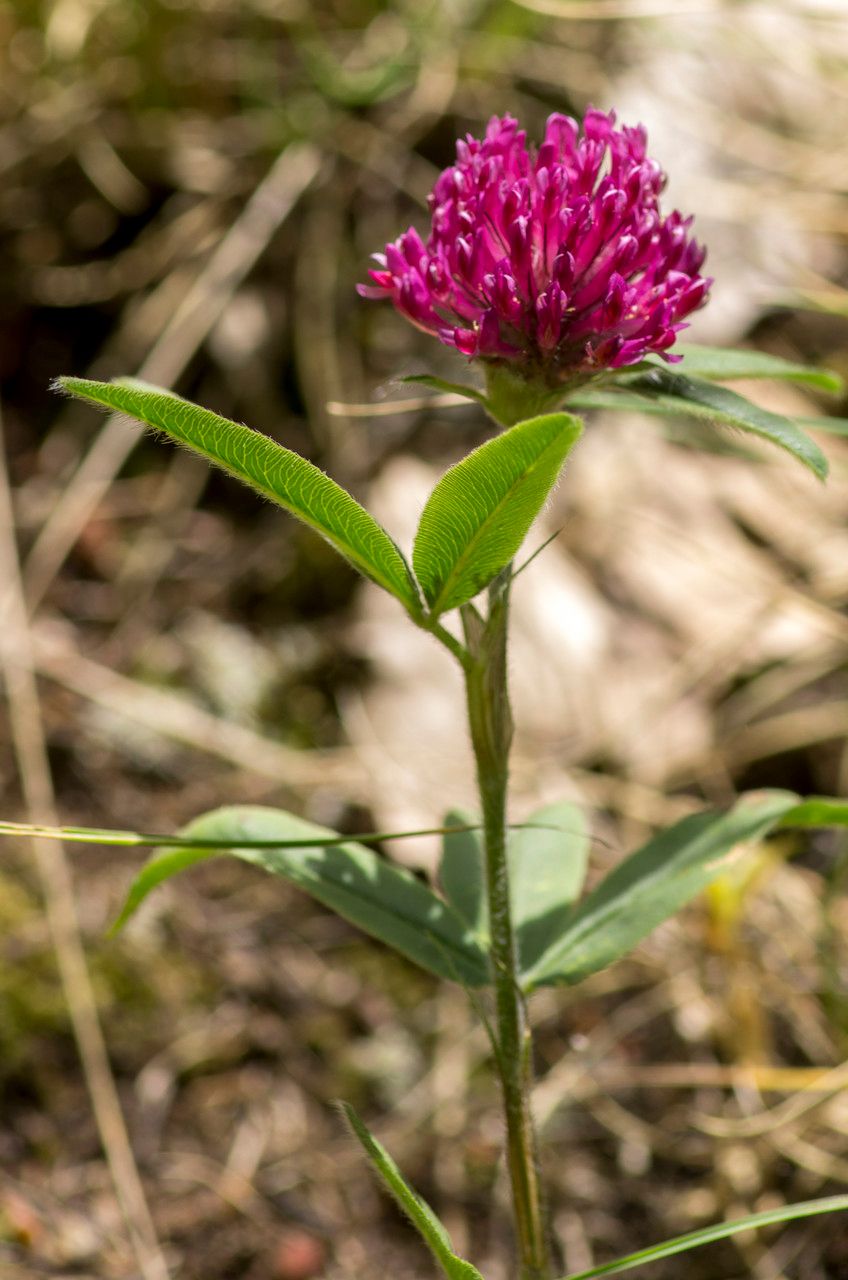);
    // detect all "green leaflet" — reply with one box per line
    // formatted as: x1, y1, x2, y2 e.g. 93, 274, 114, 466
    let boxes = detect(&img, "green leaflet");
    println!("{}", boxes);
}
509, 801, 588, 974
568, 386, 848, 440
522, 790, 802, 990
13, 792, 843, 993
114, 806, 490, 988
806, 416, 848, 436
653, 343, 843, 393
438, 801, 588, 973
56, 377, 420, 612
413, 412, 583, 616
778, 796, 848, 827
439, 808, 487, 939
568, 371, 828, 479
341, 1104, 484, 1280
559, 1195, 848, 1280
